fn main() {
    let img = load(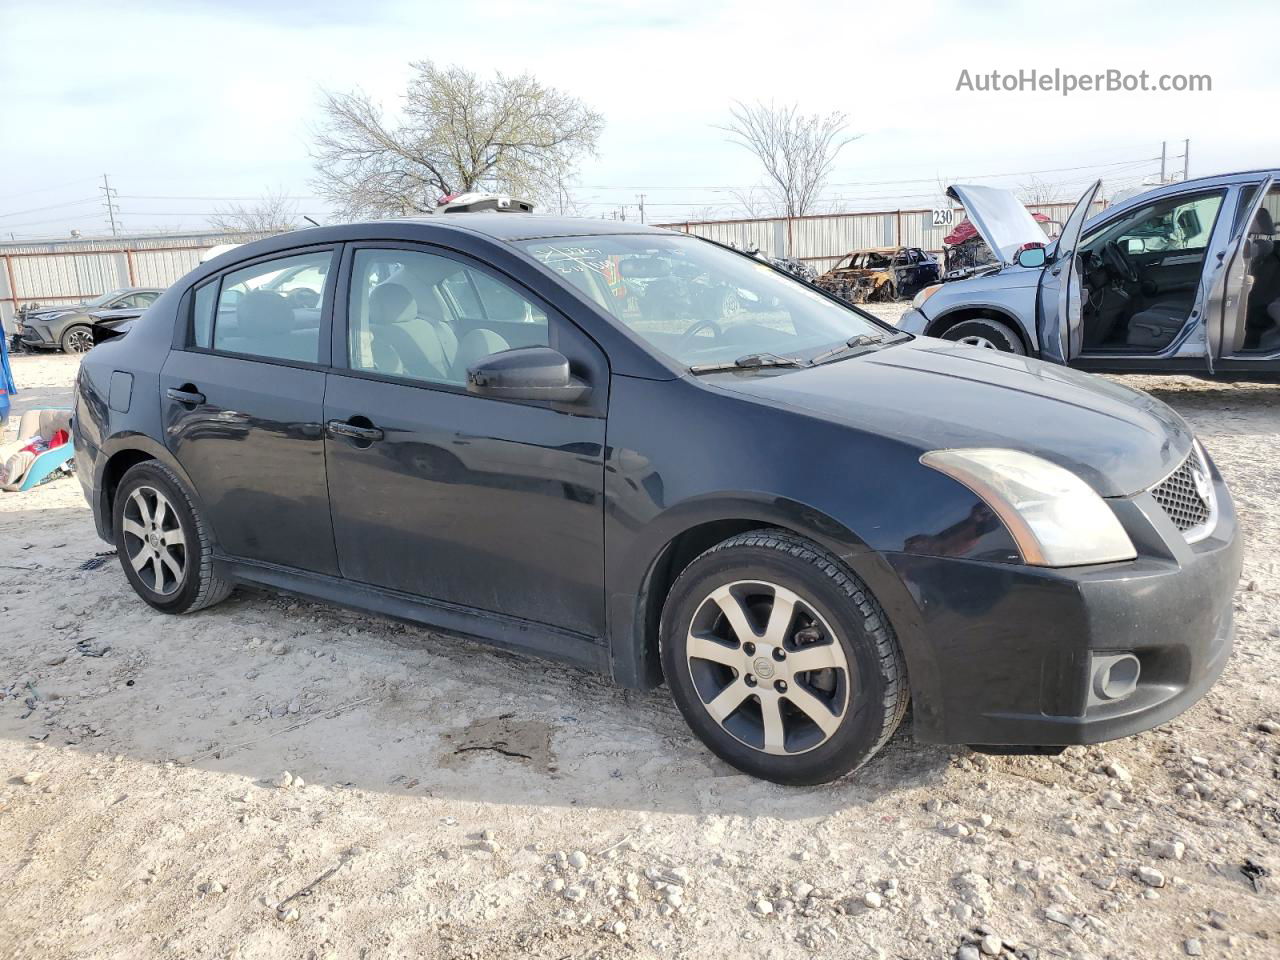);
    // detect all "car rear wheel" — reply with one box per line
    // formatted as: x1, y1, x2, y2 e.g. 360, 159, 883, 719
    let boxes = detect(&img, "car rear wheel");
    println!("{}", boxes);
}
61, 324, 94, 354
942, 317, 1026, 354
113, 460, 233, 614
660, 529, 909, 785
